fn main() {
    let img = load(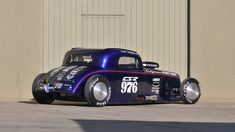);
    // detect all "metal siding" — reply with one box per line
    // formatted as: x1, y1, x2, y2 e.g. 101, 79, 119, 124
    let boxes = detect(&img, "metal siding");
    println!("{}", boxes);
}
43, 0, 188, 78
